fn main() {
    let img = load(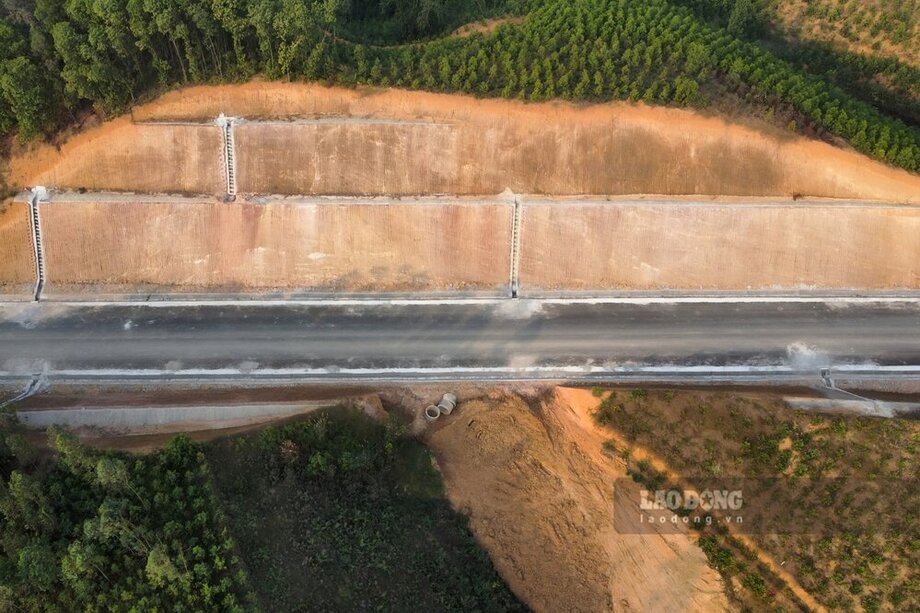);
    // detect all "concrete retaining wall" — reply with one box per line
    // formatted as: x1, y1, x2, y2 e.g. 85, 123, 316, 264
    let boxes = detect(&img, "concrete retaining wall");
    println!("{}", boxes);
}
518, 199, 920, 291
38, 197, 512, 296
0, 202, 36, 298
